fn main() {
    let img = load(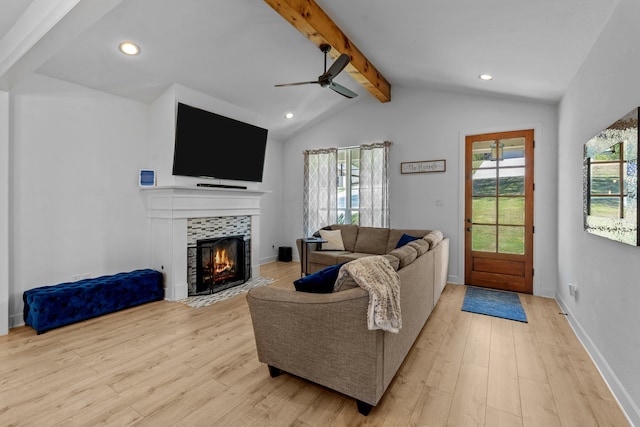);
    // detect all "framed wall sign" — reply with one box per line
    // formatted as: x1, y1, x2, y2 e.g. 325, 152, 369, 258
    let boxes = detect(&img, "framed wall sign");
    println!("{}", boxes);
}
401, 159, 446, 174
